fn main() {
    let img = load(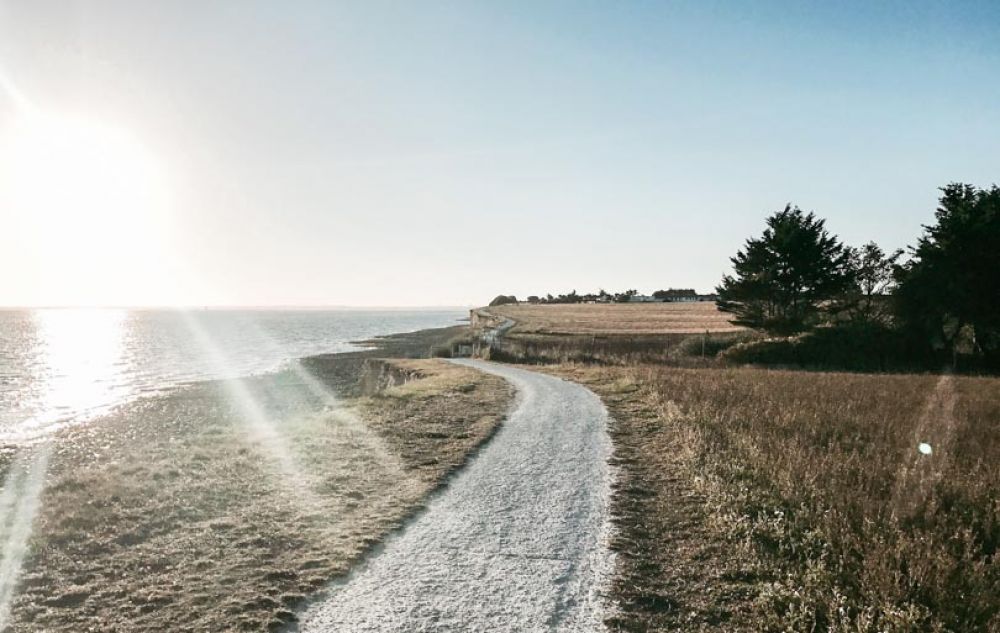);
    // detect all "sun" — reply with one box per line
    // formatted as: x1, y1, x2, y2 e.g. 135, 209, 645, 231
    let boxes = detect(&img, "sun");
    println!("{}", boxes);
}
2, 111, 168, 255
0, 111, 173, 304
